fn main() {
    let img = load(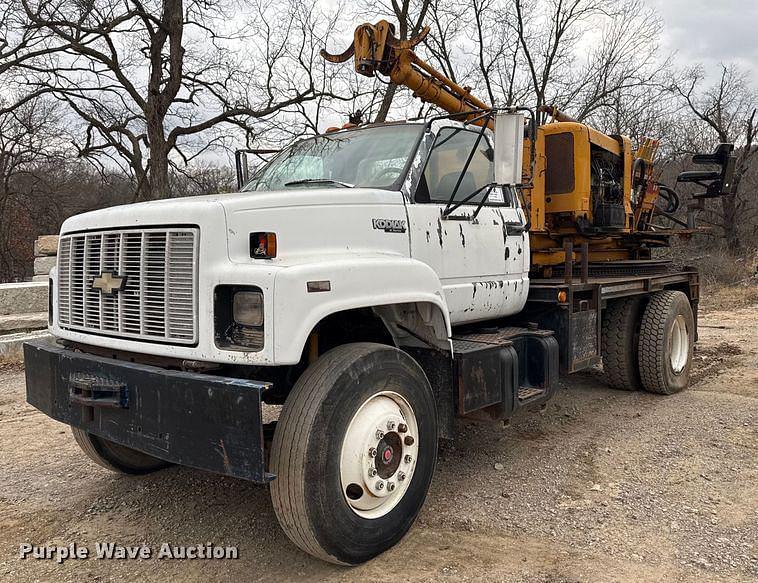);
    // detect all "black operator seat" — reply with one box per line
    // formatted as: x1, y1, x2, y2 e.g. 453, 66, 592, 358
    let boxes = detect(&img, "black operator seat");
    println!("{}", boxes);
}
676, 143, 735, 198
692, 143, 733, 166
676, 170, 721, 183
